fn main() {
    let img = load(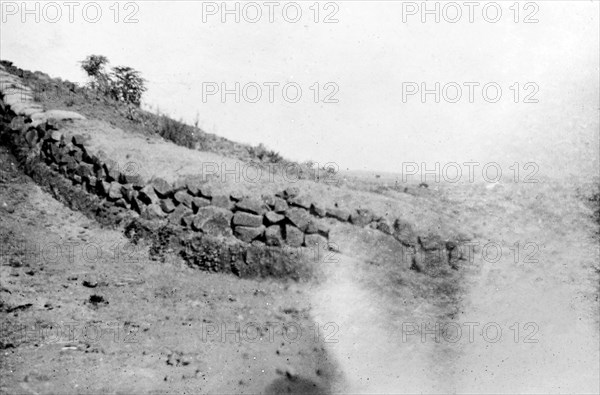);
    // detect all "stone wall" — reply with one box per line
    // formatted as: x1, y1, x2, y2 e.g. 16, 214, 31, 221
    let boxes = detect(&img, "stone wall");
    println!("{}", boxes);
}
0, 65, 464, 278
